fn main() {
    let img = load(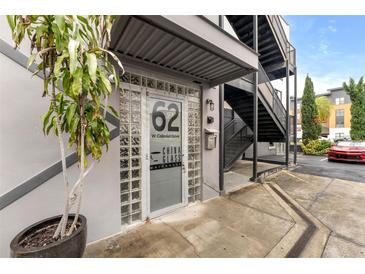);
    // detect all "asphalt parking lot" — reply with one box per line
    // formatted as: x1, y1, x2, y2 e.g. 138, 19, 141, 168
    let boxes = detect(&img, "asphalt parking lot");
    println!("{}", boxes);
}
292, 154, 365, 183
